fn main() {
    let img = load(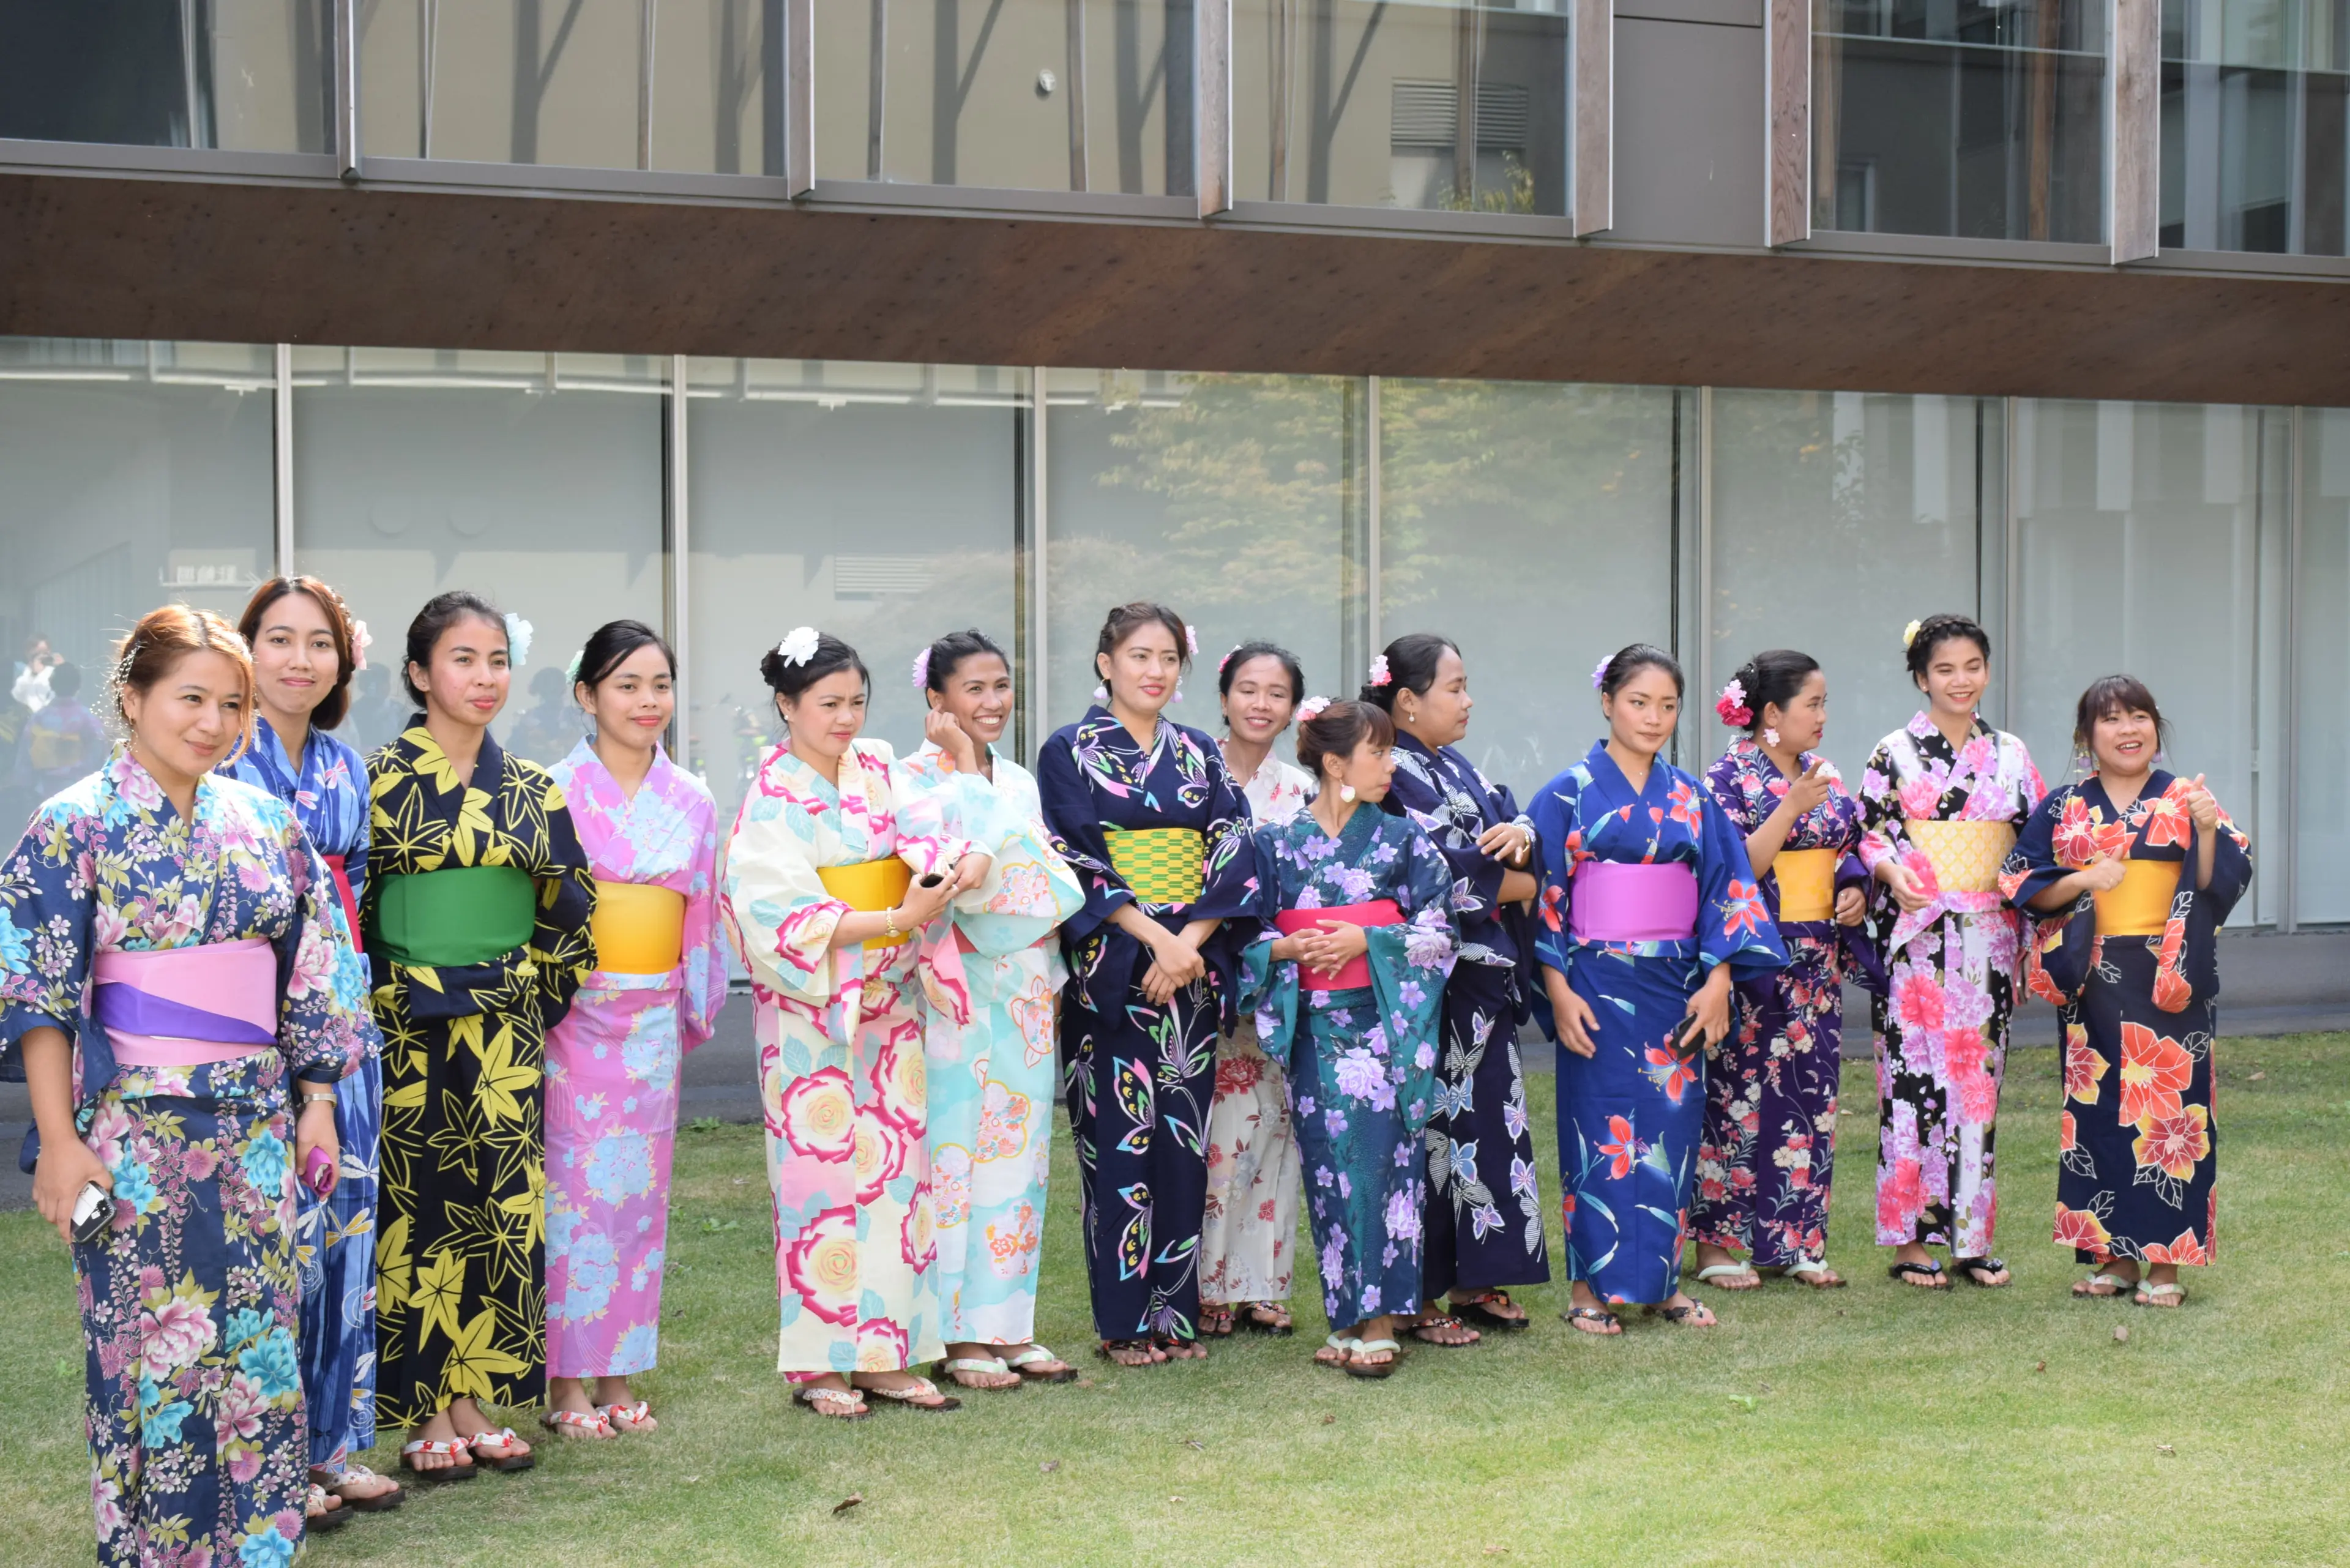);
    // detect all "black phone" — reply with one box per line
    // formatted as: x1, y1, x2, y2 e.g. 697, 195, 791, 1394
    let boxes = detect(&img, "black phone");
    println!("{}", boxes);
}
917, 872, 947, 889
1666, 1014, 1705, 1054
70, 1180, 111, 1244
